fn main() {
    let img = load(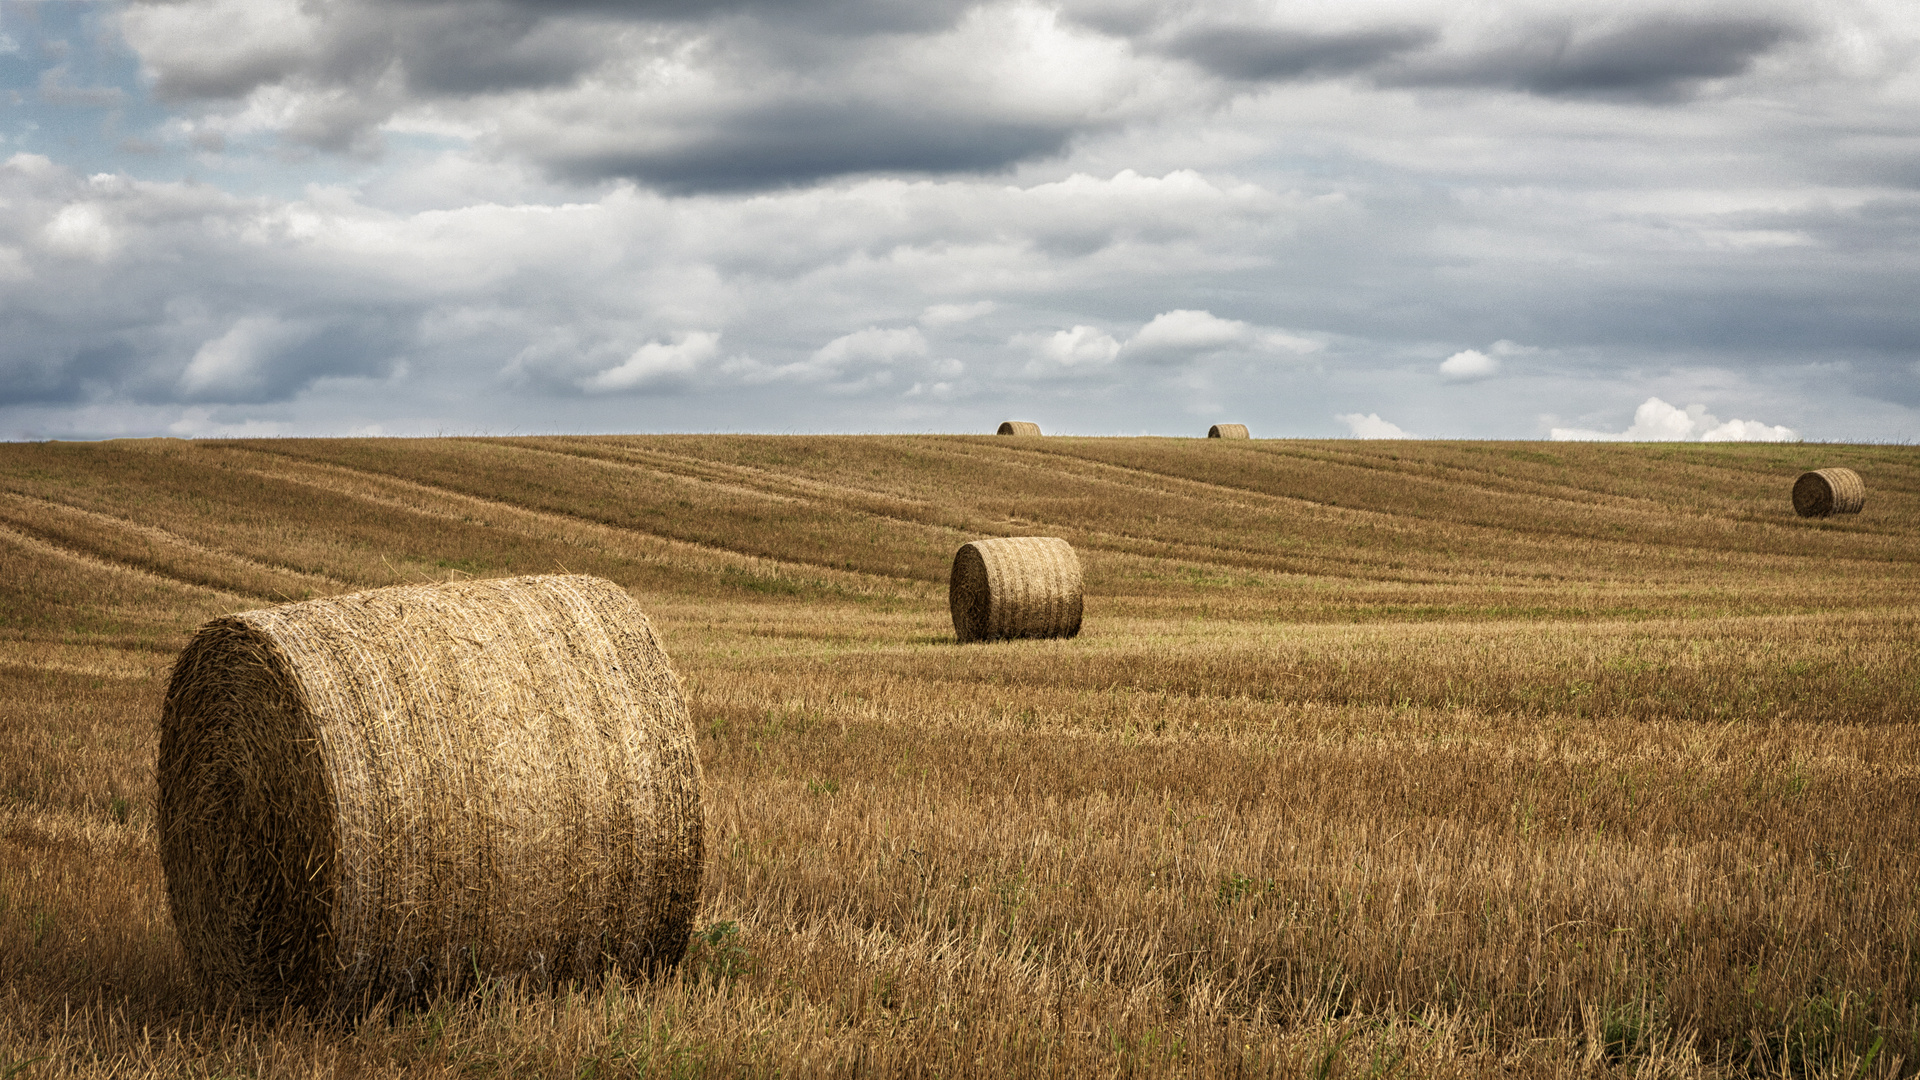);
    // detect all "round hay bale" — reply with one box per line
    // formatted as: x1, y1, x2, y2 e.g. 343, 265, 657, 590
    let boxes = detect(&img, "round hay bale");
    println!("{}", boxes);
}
158, 574, 704, 1009
1792, 468, 1865, 517
1207, 424, 1250, 439
997, 421, 1043, 436
949, 537, 1083, 643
